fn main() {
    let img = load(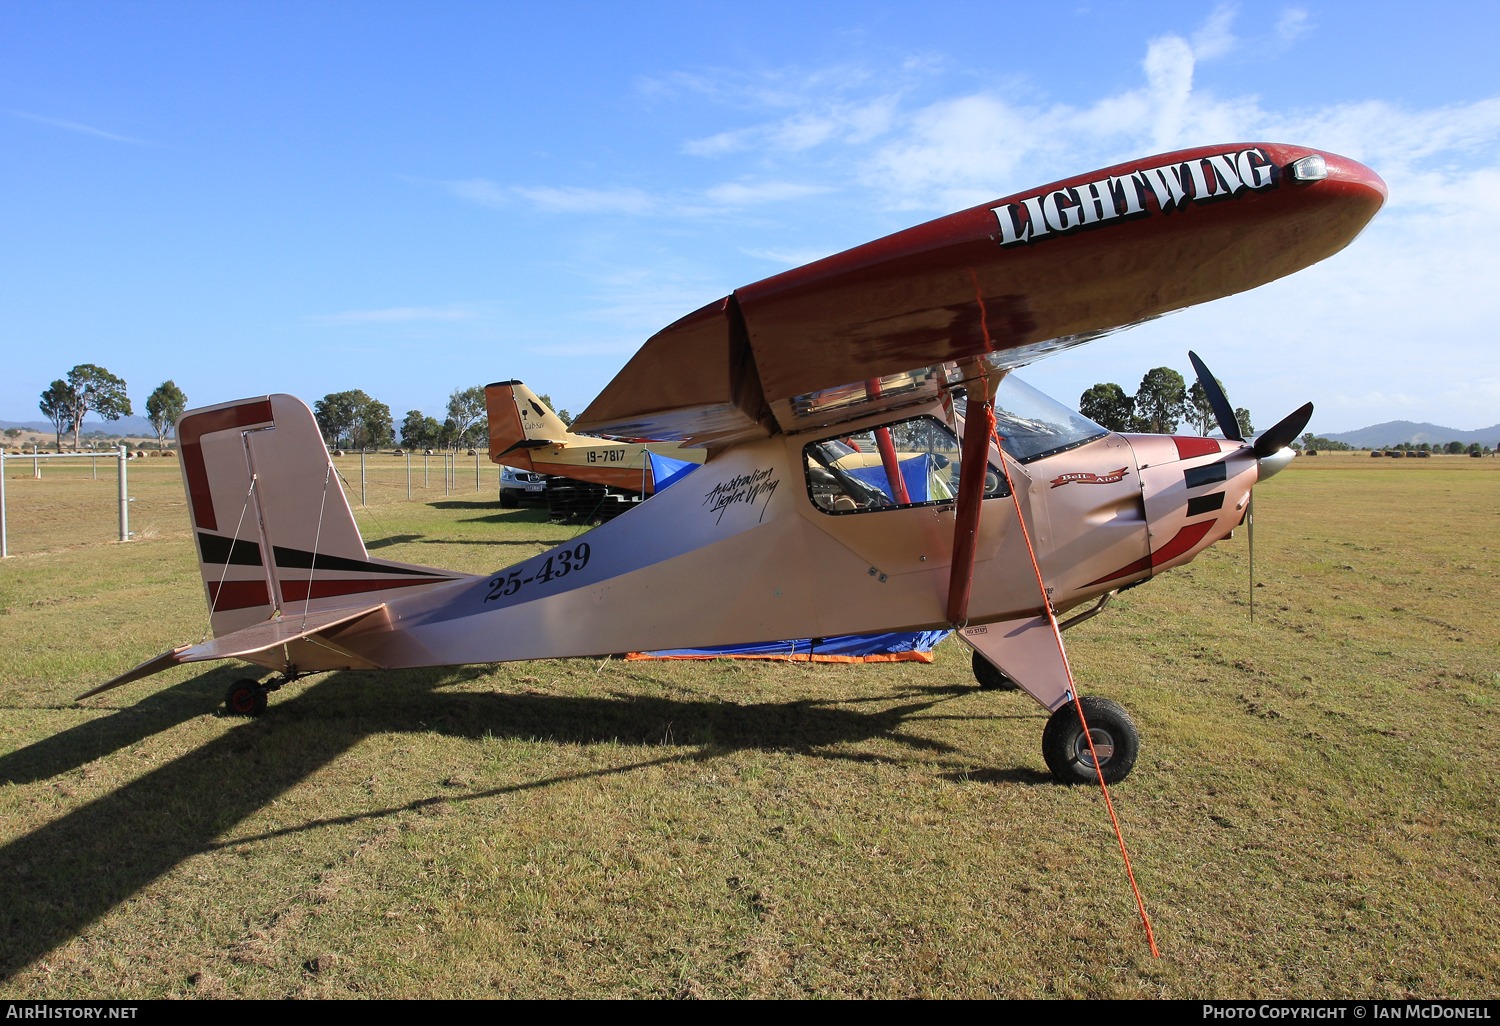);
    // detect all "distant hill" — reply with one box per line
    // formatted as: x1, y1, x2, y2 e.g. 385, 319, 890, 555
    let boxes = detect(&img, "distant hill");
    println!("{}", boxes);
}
1323, 421, 1500, 448
0, 415, 158, 437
